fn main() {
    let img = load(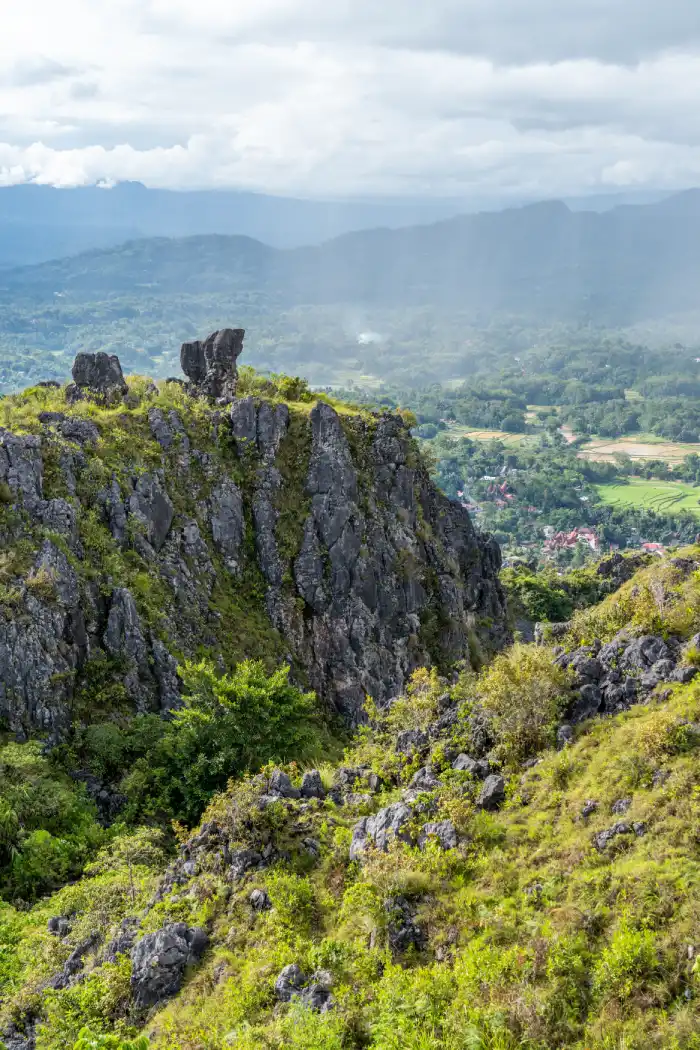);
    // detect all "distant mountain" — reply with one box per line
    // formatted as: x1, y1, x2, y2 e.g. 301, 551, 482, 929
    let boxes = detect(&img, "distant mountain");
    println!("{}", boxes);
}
0, 182, 470, 265
0, 182, 678, 267
5, 191, 700, 327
